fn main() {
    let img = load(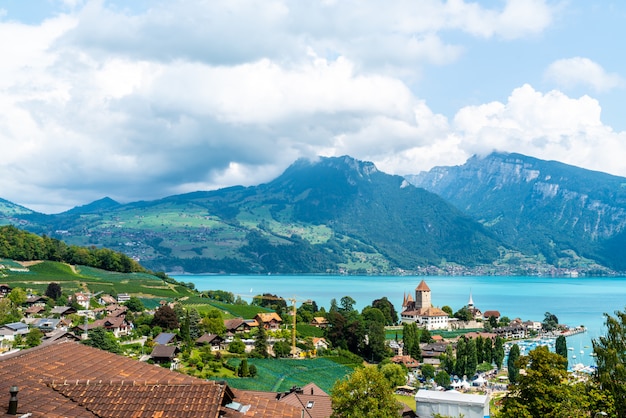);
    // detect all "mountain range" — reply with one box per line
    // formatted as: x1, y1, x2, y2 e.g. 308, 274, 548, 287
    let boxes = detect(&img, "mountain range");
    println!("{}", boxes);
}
1, 153, 624, 275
